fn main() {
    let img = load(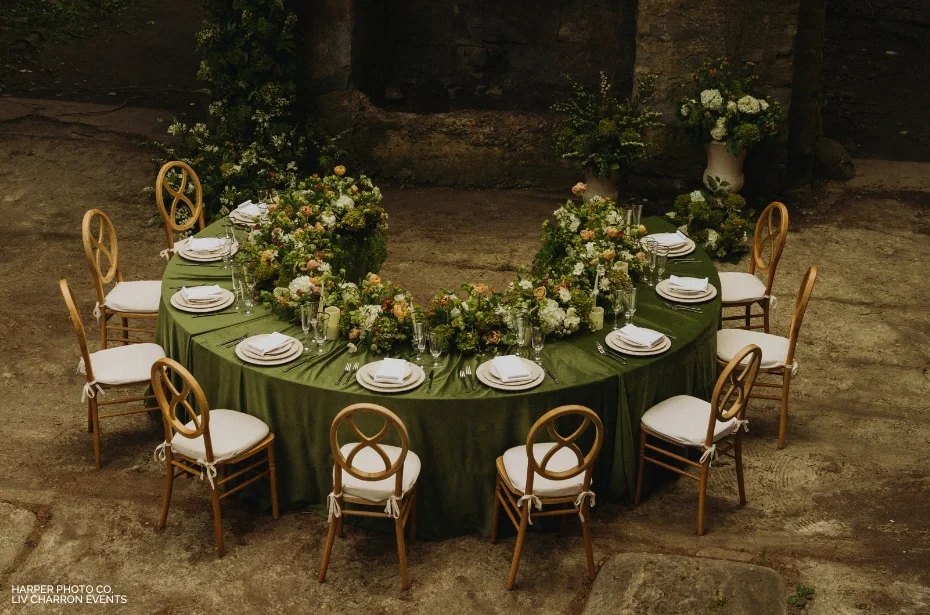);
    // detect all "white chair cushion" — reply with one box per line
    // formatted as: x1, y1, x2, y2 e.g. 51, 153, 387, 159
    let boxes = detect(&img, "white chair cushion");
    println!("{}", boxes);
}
104, 280, 162, 313
717, 328, 791, 370
337, 443, 420, 502
719, 272, 767, 304
171, 409, 270, 462
81, 342, 166, 385
640, 395, 736, 447
502, 442, 586, 498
